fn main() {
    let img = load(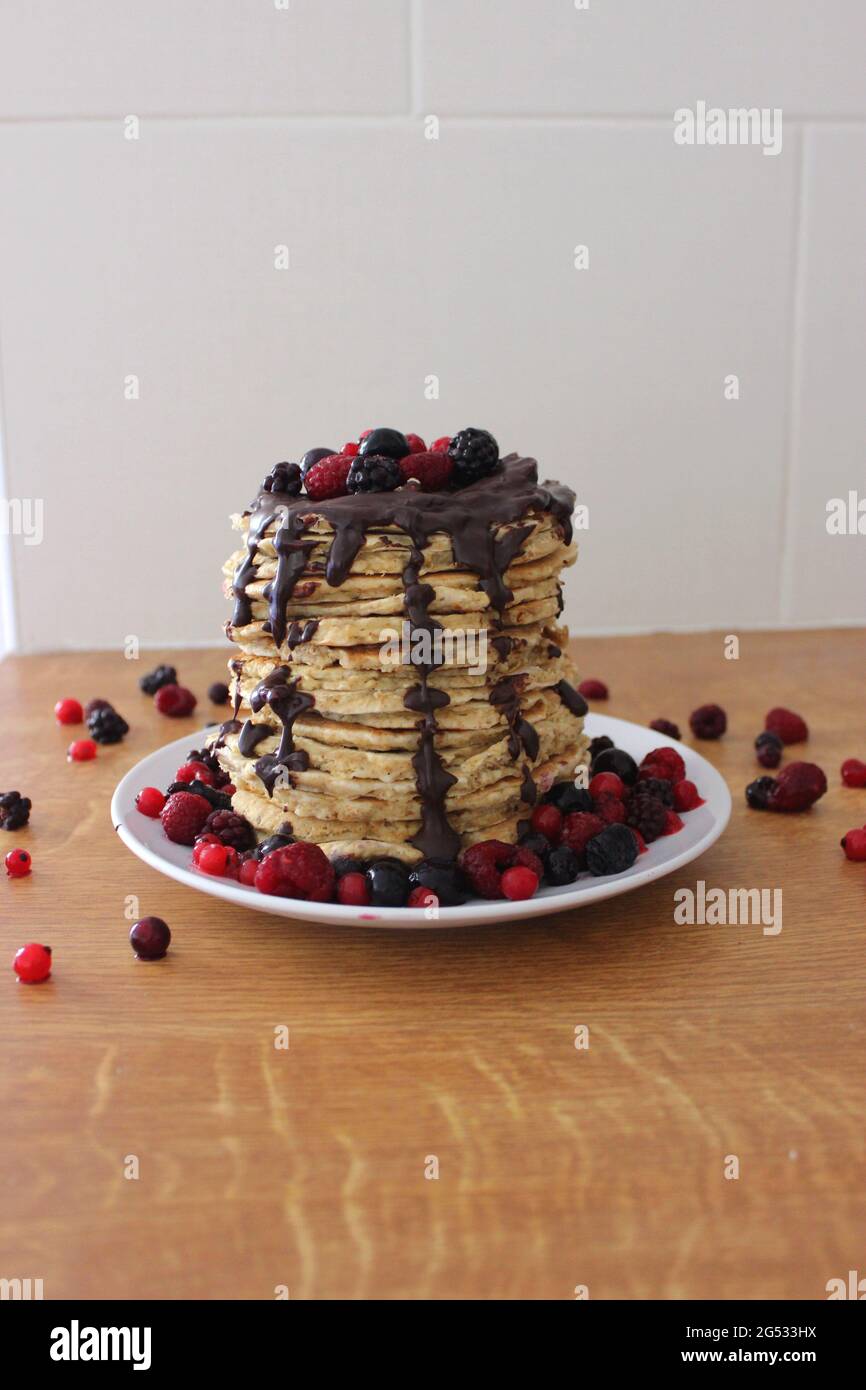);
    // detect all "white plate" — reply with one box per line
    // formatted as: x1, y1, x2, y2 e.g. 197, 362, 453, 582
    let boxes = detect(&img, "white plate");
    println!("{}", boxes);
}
111, 715, 731, 929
